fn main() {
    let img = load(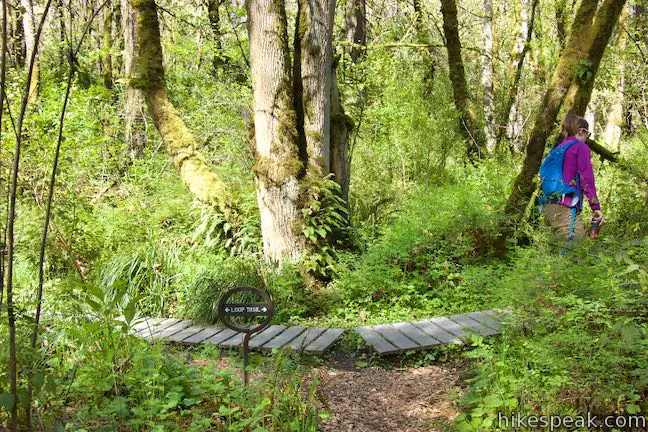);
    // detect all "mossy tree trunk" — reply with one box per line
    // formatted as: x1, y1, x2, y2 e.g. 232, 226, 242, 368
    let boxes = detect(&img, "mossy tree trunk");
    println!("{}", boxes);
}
248, 0, 348, 263
247, 0, 305, 262
102, 0, 114, 88
122, 0, 146, 159
345, 0, 365, 62
131, 0, 233, 214
502, 0, 599, 236
562, 0, 627, 117
11, 2, 25, 67
413, 0, 437, 89
440, 0, 486, 160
